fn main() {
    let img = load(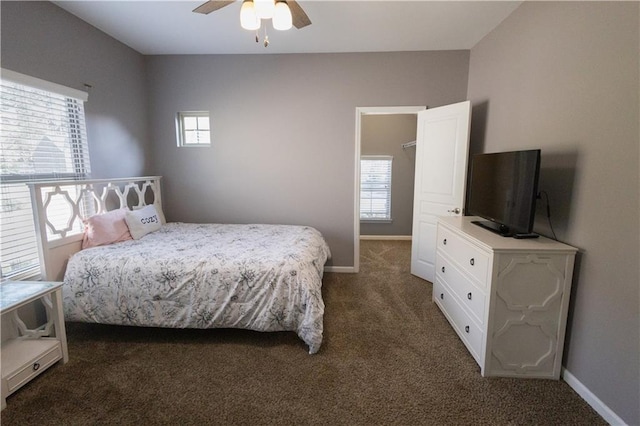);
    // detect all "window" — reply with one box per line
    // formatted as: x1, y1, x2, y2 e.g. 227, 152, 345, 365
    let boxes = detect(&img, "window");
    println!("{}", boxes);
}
360, 155, 393, 221
177, 111, 210, 147
0, 69, 90, 280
